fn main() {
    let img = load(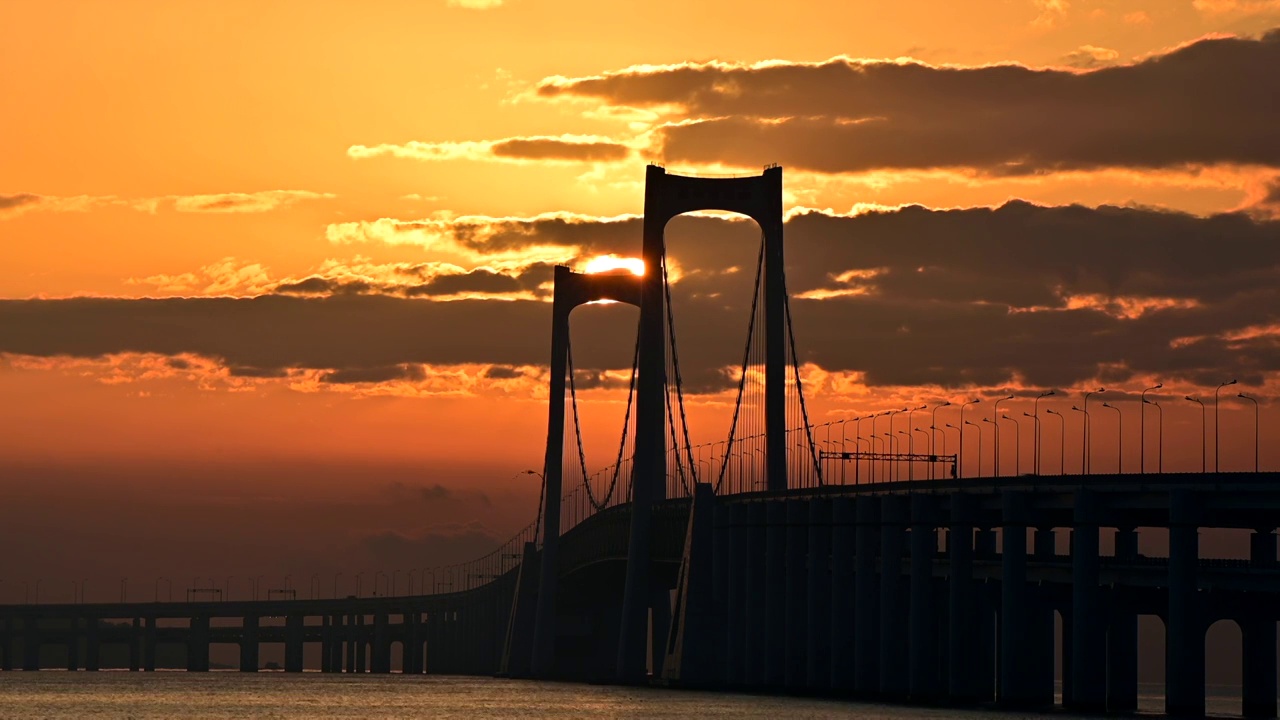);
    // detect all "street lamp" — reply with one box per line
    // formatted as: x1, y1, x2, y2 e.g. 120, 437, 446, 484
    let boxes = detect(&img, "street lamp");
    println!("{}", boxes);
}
1072, 406, 1090, 474
913, 427, 930, 481
1216, 379, 1238, 473
1002, 415, 1021, 476
1102, 403, 1122, 474
1045, 409, 1065, 475
983, 417, 999, 477
944, 423, 960, 478
840, 418, 855, 485
1186, 396, 1206, 473
930, 402, 952, 479
1023, 413, 1039, 475
1083, 388, 1105, 474
993, 395, 1014, 478
1144, 399, 1163, 473
930, 425, 946, 475
333, 572, 343, 599
1239, 393, 1259, 472
965, 420, 983, 477
898, 430, 913, 481
959, 399, 982, 479
1141, 383, 1162, 473
882, 432, 896, 482
887, 408, 908, 480
1034, 391, 1056, 475
906, 404, 927, 479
